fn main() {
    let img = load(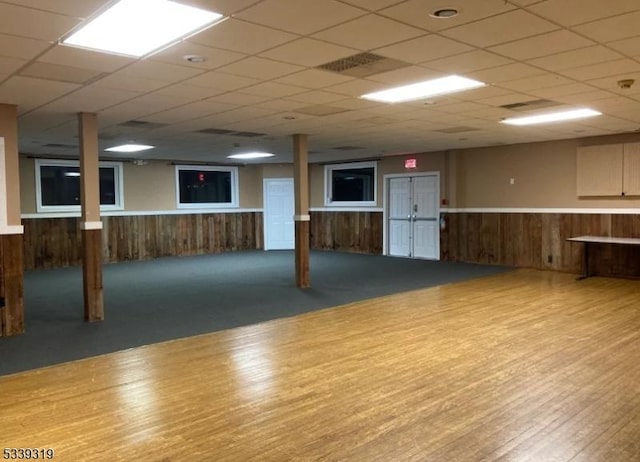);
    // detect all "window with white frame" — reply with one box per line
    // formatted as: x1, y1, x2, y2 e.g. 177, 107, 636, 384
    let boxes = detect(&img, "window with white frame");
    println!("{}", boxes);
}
324, 161, 377, 206
35, 159, 124, 213
175, 165, 238, 208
